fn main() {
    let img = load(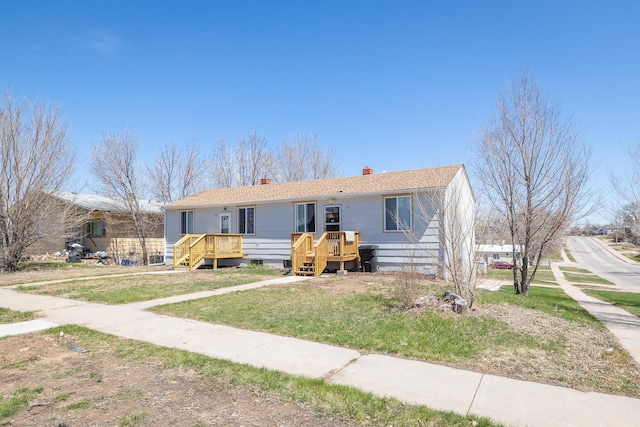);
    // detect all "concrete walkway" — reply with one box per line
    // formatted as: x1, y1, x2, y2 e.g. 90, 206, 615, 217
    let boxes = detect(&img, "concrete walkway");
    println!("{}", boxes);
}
1, 275, 640, 427
550, 262, 640, 365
